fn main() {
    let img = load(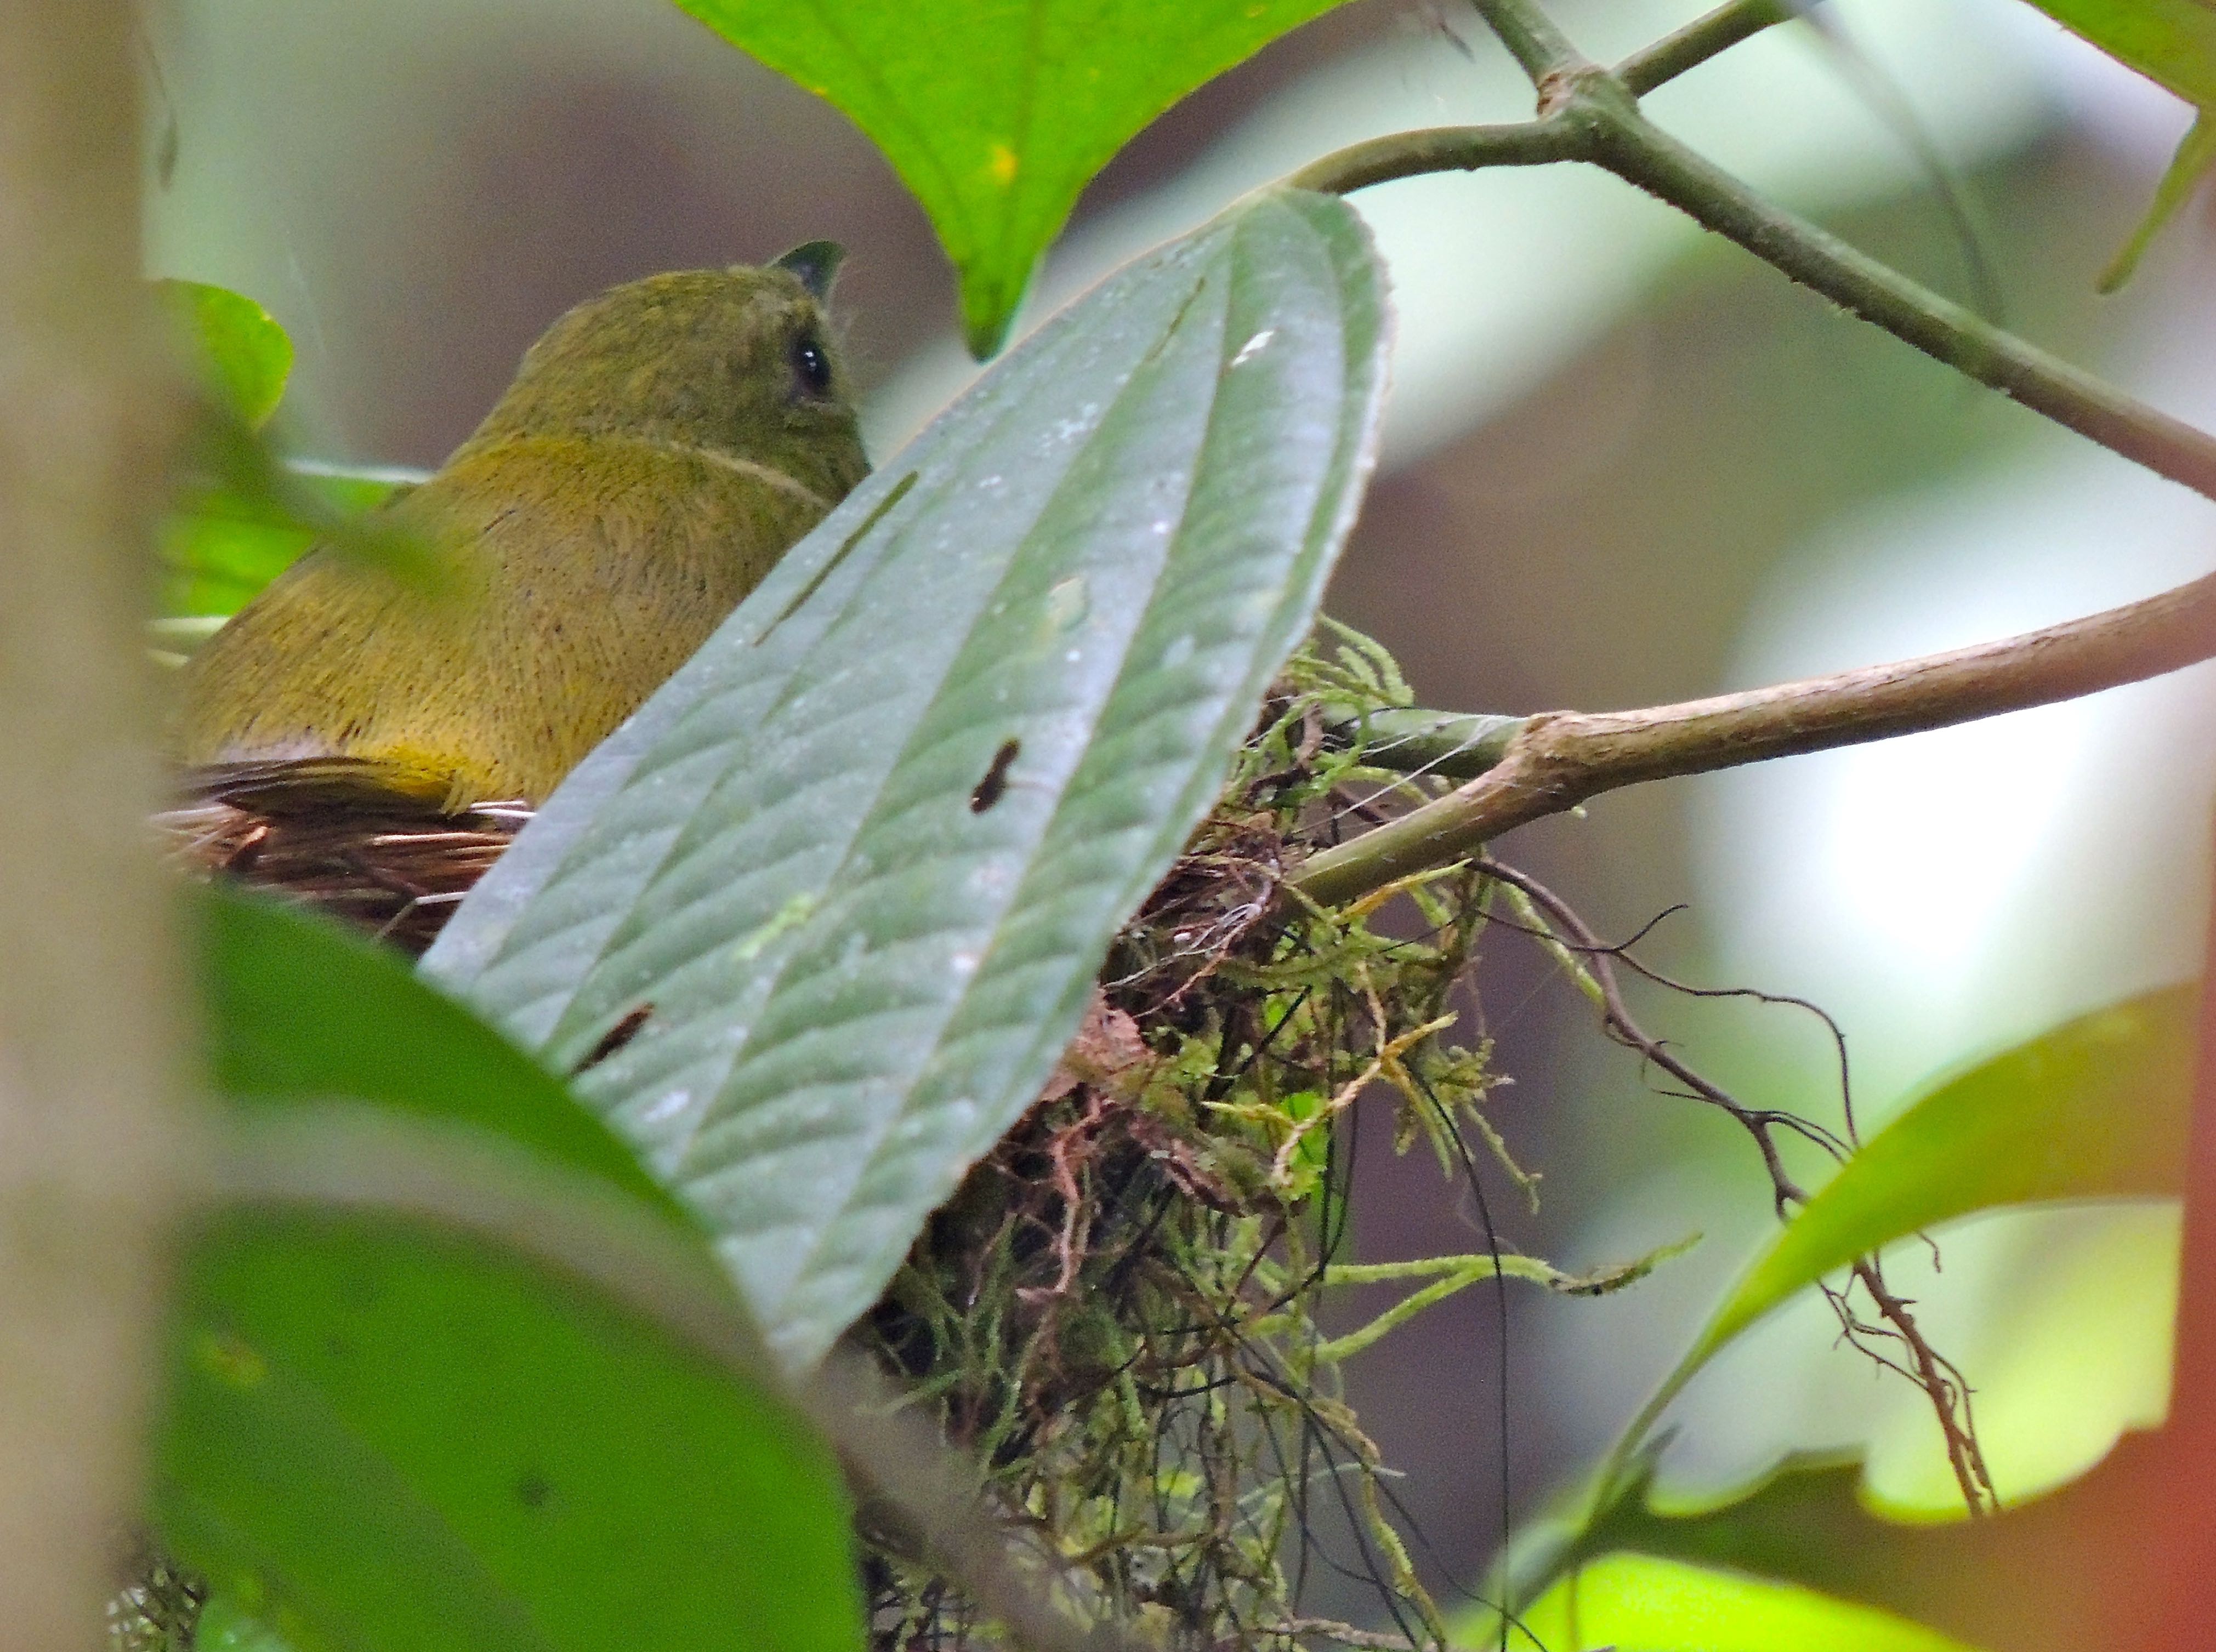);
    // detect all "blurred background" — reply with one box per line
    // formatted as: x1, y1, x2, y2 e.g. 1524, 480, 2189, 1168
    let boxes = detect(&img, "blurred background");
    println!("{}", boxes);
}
143, 0, 2216, 1644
